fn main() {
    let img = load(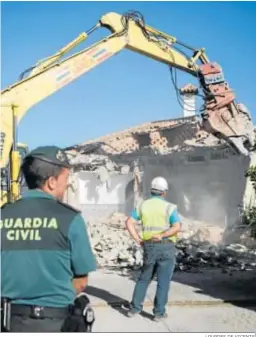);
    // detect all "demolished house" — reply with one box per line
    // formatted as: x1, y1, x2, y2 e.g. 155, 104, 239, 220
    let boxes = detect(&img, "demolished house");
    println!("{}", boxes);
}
65, 85, 255, 226
63, 85, 256, 271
